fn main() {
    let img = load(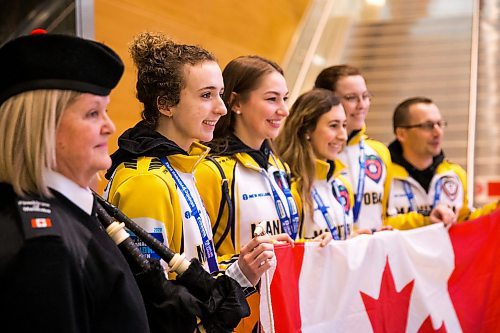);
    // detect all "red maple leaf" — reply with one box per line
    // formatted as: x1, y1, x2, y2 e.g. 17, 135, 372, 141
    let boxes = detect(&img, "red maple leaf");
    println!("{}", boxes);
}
360, 257, 414, 333
417, 315, 447, 333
